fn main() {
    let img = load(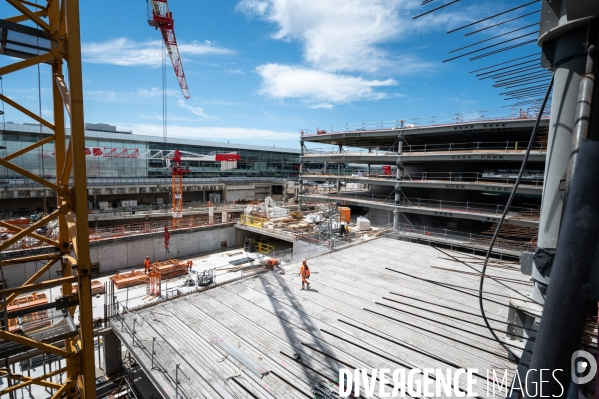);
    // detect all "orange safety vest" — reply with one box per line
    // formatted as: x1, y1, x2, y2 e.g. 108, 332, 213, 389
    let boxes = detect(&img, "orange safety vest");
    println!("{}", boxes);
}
144, 259, 151, 268
300, 264, 310, 278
